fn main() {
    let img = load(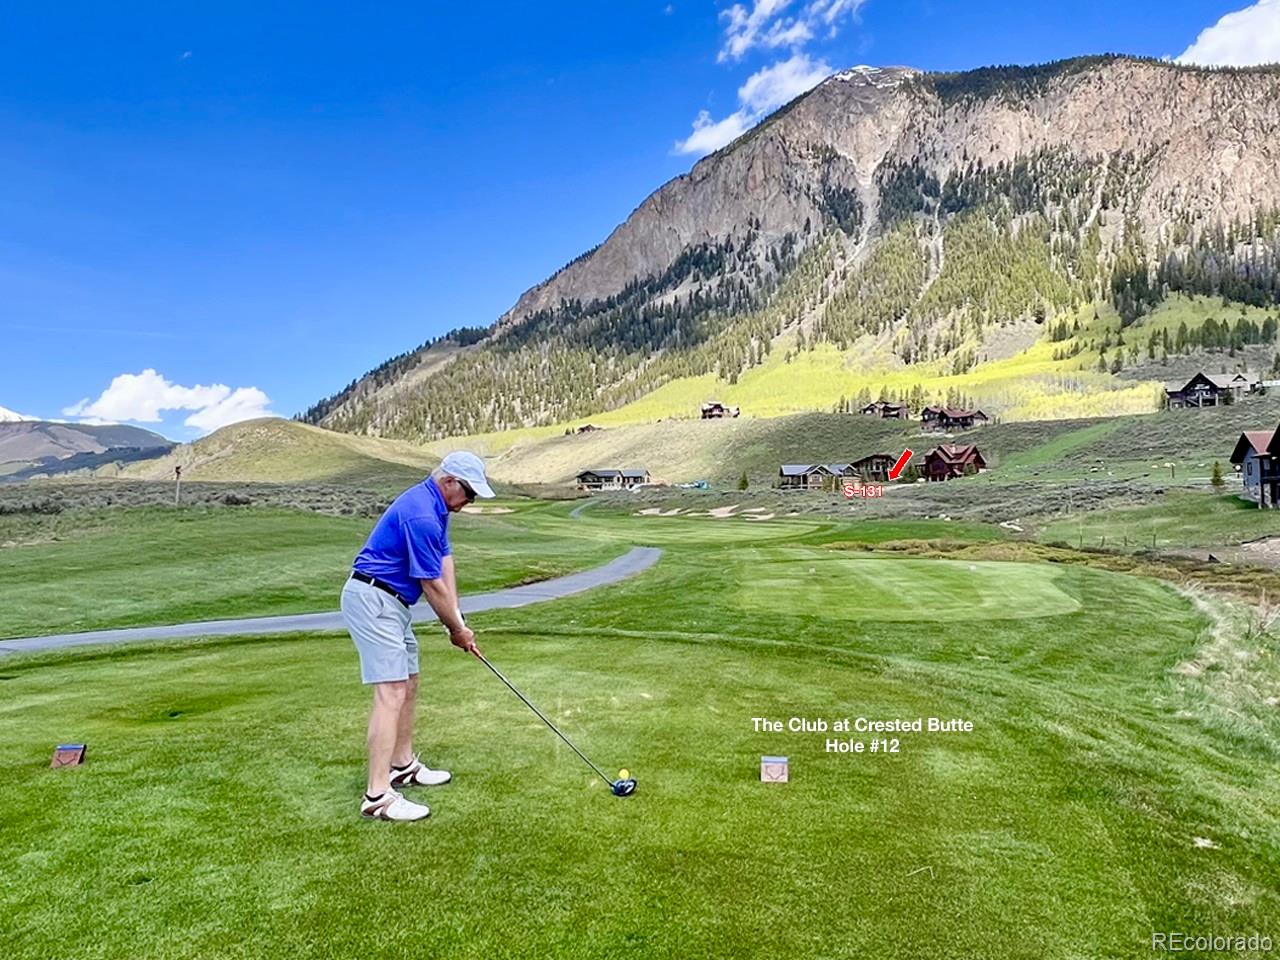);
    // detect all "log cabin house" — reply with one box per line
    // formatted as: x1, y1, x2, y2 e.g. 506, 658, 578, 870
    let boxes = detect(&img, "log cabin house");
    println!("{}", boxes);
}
1165, 371, 1260, 408
575, 468, 651, 491
778, 464, 834, 489
700, 401, 741, 419
922, 444, 986, 481
921, 406, 990, 431
861, 401, 910, 419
